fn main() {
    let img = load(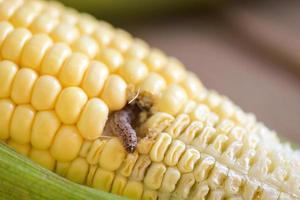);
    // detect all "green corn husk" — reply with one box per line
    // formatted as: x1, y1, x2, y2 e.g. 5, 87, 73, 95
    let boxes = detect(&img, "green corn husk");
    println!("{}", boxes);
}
0, 142, 126, 200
